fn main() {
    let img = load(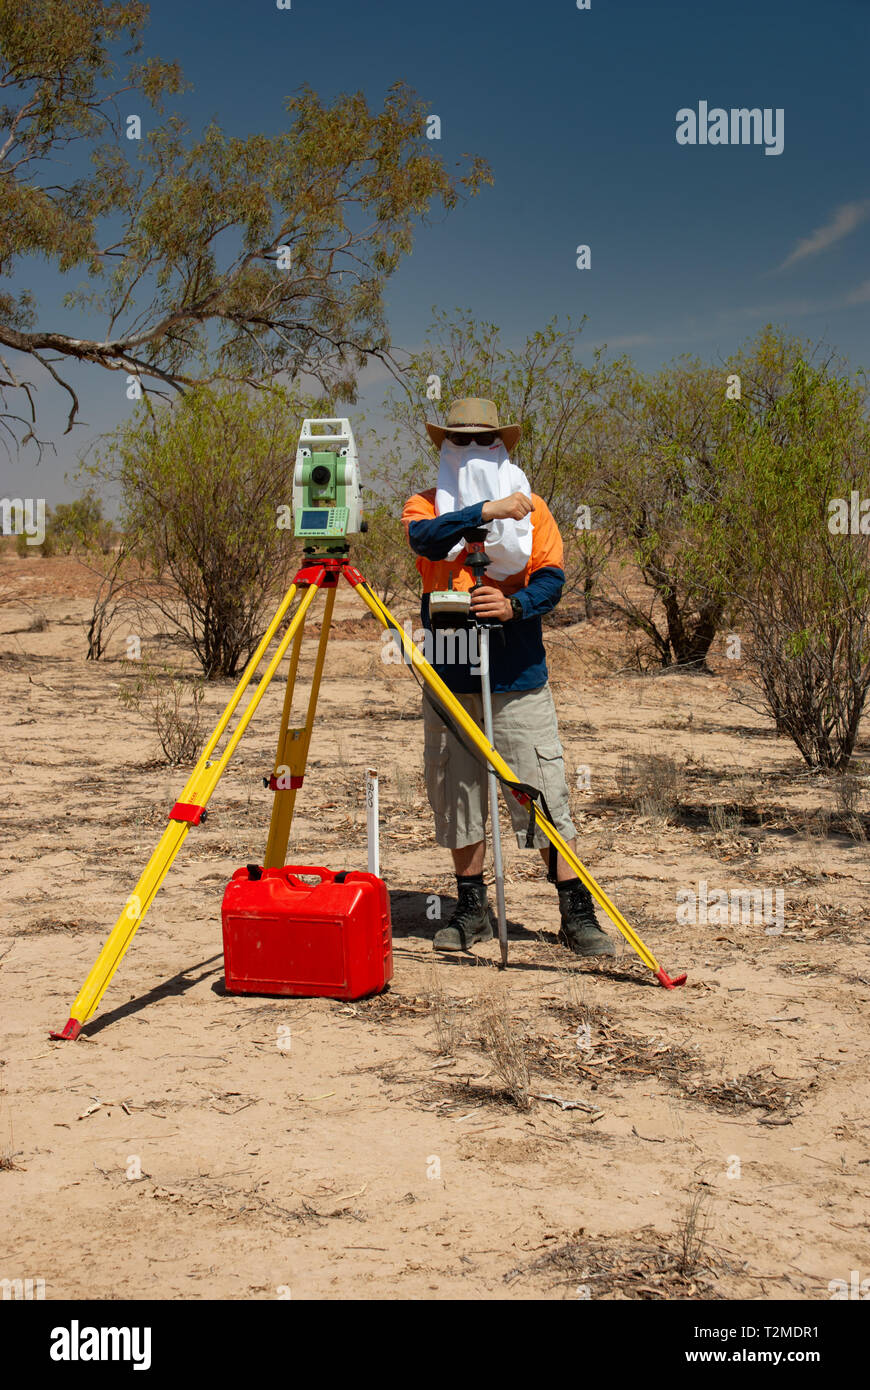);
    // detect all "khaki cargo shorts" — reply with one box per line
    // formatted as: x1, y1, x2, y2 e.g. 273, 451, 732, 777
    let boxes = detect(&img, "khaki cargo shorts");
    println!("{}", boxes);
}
422, 683, 577, 850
